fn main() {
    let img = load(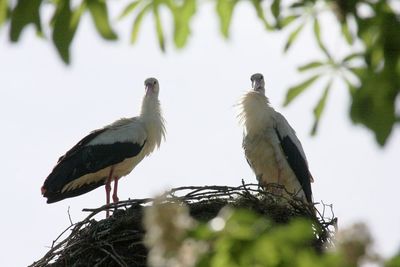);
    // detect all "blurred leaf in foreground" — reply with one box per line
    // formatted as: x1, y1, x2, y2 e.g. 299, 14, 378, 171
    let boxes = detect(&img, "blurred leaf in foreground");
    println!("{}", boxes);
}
52, 0, 84, 64
9, 0, 43, 42
86, 0, 117, 40
217, 0, 238, 38
283, 75, 320, 106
